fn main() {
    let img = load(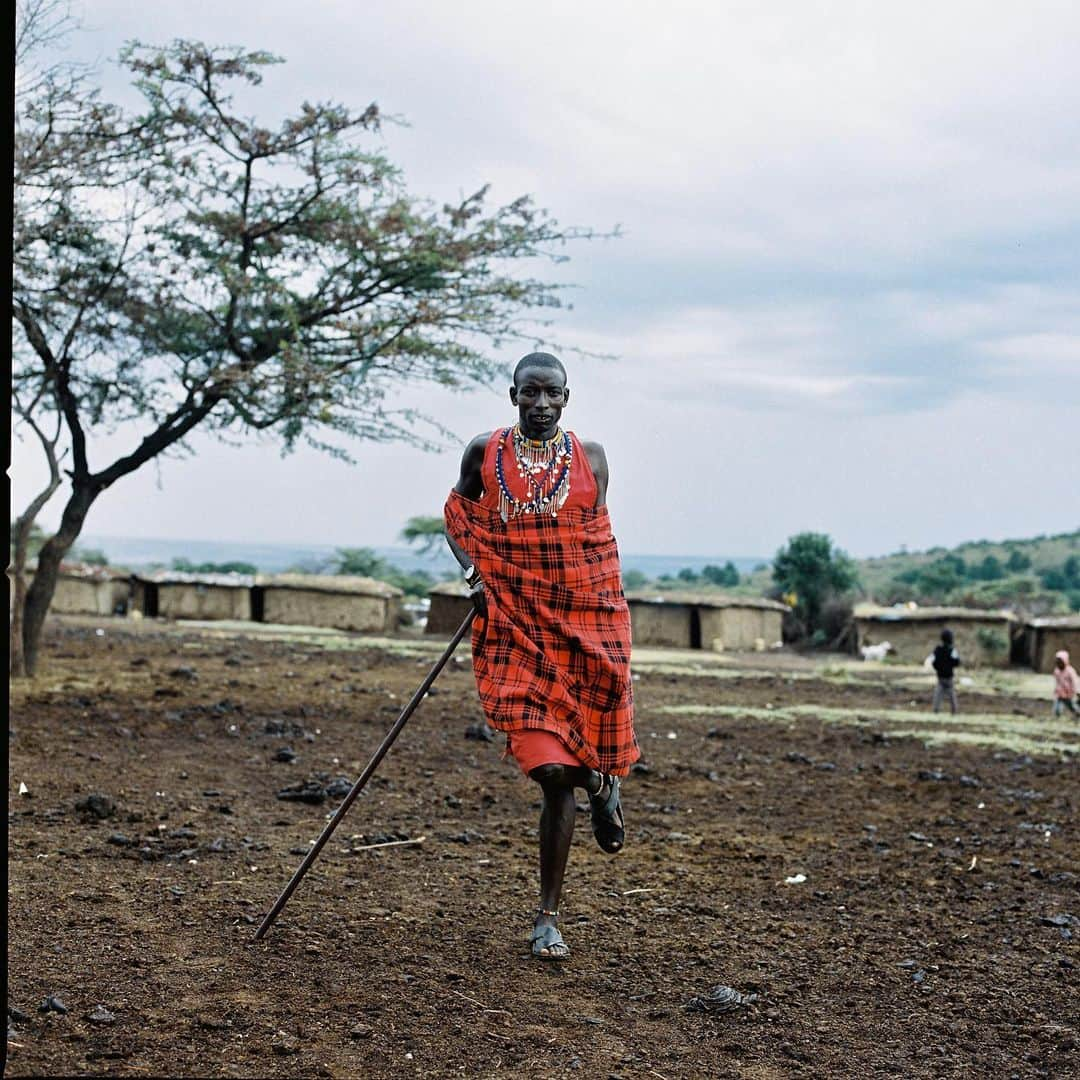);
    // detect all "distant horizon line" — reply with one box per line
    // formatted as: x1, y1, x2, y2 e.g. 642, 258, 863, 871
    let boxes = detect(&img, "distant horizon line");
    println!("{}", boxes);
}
79, 531, 771, 564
